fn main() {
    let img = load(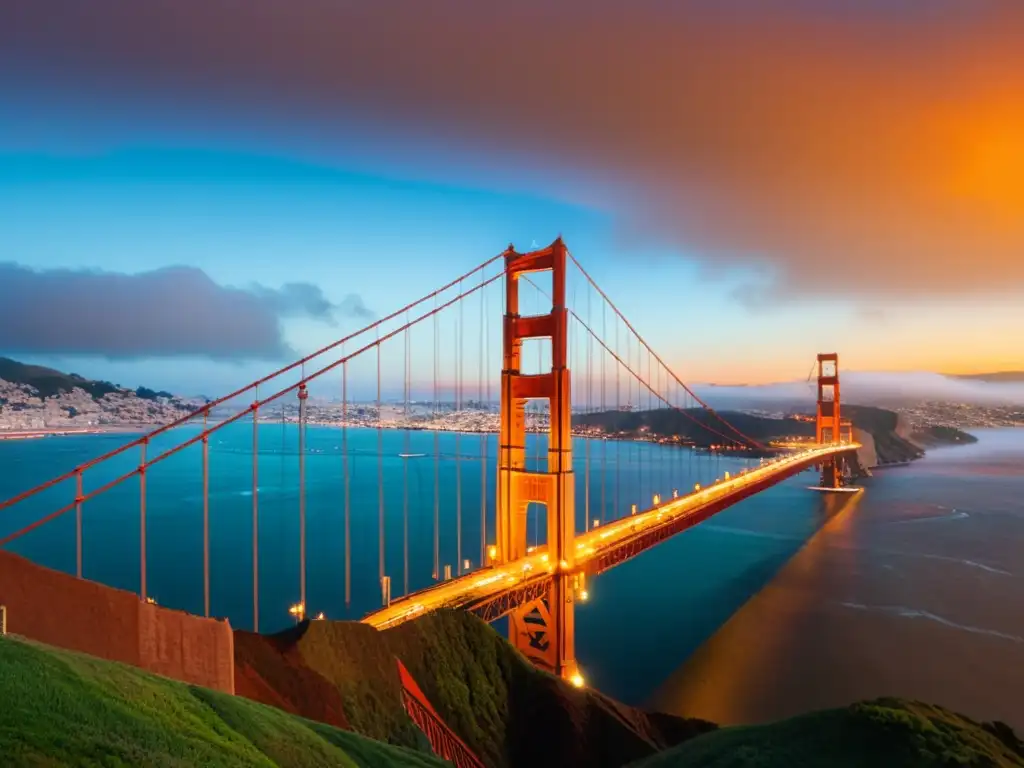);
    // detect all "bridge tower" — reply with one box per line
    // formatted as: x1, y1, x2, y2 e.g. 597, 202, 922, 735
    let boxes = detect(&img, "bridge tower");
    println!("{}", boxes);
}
816, 353, 843, 488
496, 237, 578, 683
